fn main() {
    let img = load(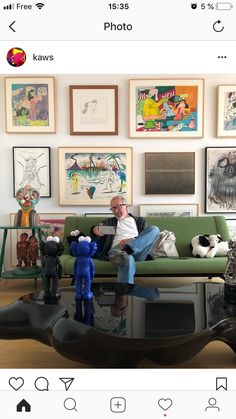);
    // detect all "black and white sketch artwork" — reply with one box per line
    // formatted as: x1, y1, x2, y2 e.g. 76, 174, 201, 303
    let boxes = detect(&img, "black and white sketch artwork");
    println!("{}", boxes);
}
206, 147, 236, 213
13, 147, 51, 198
